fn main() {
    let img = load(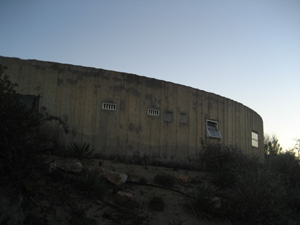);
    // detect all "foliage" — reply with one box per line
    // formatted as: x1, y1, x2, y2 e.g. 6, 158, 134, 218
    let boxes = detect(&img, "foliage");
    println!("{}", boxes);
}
266, 151, 300, 187
0, 188, 24, 225
154, 172, 176, 188
292, 139, 300, 157
210, 171, 236, 189
196, 142, 300, 225
168, 219, 185, 225
148, 196, 165, 212
0, 65, 68, 189
231, 167, 289, 225
264, 134, 282, 156
74, 169, 106, 199
199, 142, 259, 175
67, 142, 94, 160
138, 176, 147, 184
188, 183, 223, 219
